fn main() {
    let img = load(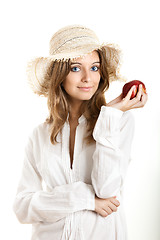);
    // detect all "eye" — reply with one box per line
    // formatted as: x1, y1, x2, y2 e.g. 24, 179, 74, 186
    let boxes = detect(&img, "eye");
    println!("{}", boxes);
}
71, 66, 80, 72
91, 66, 99, 71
